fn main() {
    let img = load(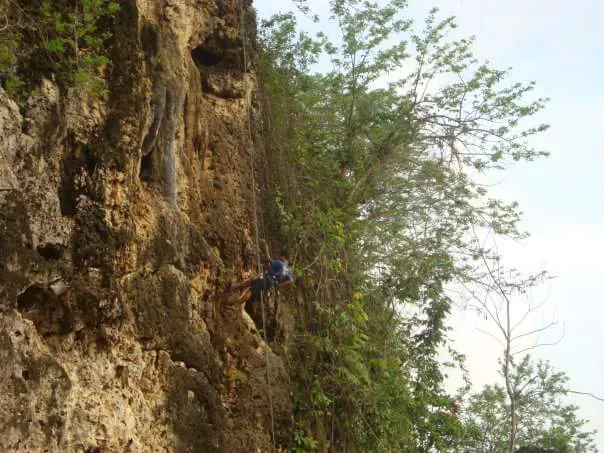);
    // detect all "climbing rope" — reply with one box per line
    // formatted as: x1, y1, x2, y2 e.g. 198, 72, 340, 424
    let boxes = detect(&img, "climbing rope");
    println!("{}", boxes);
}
239, 1, 277, 451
